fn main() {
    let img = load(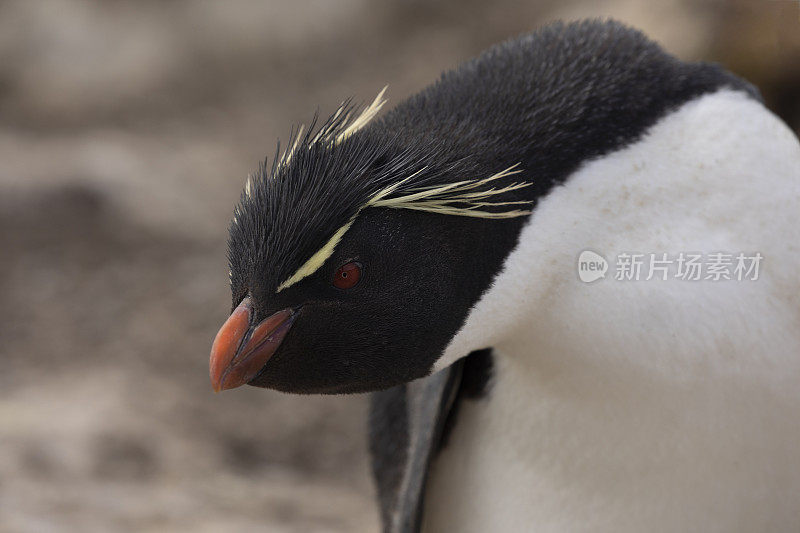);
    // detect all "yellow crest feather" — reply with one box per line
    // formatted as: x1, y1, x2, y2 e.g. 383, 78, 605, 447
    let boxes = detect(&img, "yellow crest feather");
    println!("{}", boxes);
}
275, 164, 531, 292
